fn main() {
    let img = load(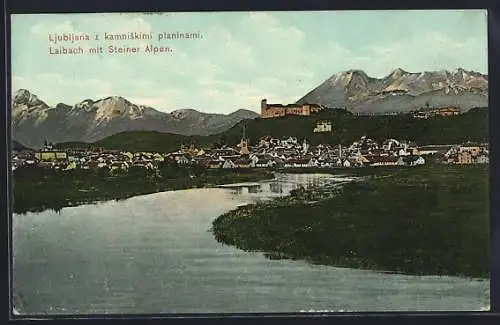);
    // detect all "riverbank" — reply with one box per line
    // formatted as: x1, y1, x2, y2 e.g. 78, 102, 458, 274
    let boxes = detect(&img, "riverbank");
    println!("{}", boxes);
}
12, 166, 275, 214
212, 164, 490, 278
